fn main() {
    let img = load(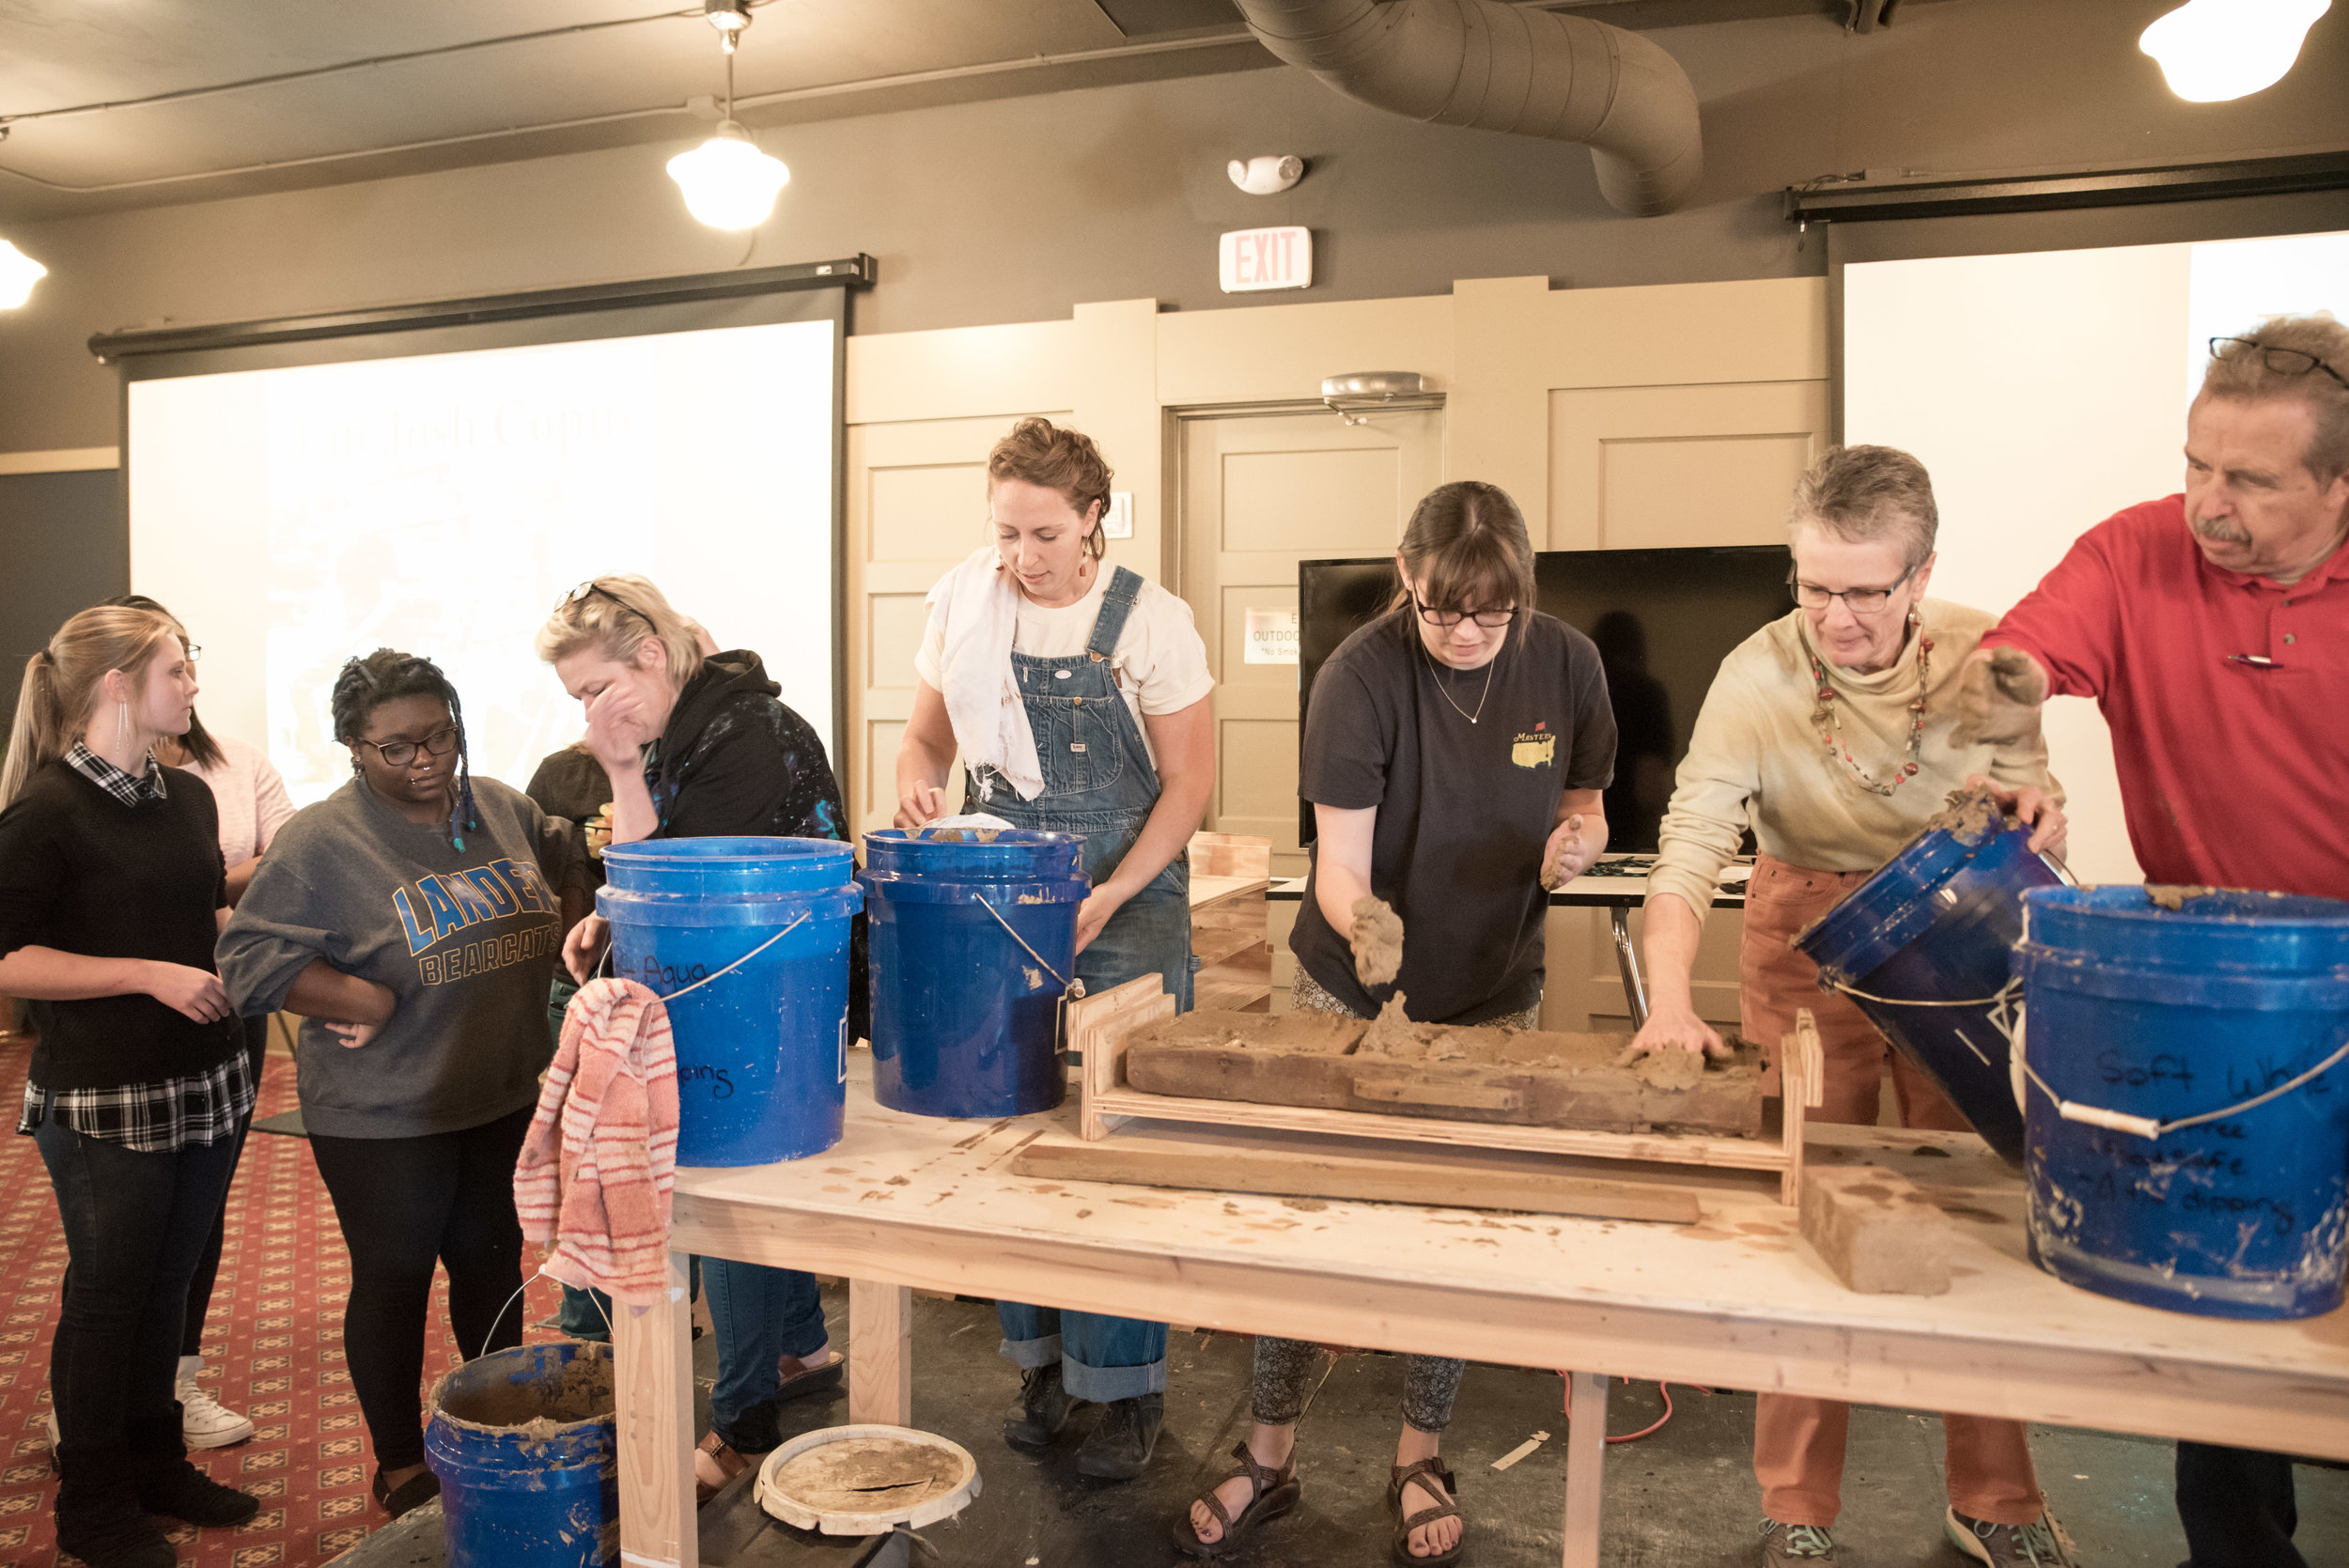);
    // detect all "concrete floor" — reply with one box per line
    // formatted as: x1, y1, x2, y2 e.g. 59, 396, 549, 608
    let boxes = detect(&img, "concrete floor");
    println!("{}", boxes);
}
356, 1288, 2347, 1567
